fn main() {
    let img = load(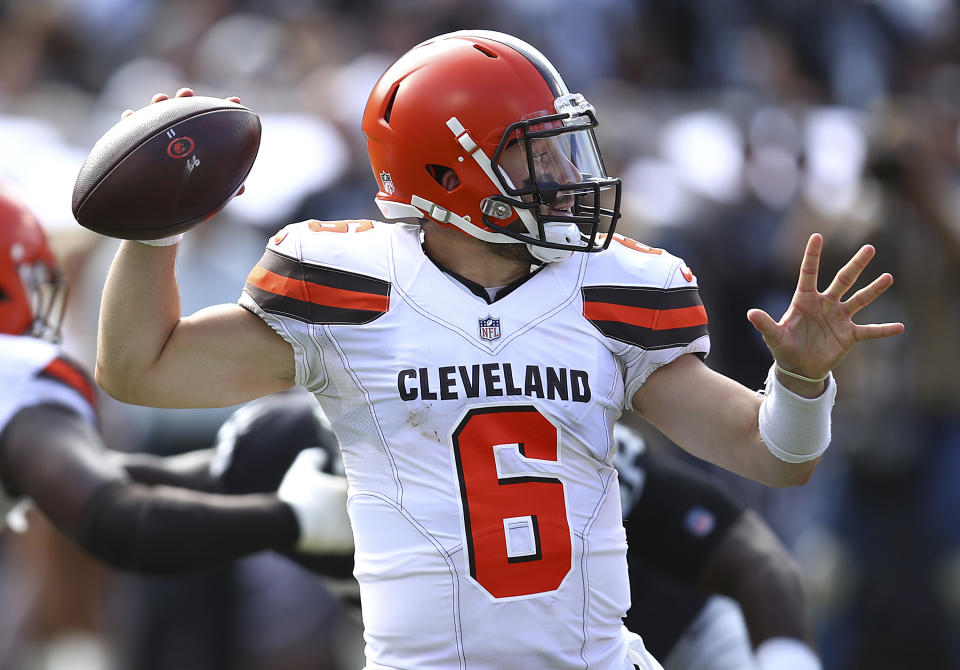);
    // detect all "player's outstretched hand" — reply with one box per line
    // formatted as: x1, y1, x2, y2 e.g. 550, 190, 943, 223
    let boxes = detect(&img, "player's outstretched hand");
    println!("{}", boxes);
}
278, 448, 354, 555
747, 233, 904, 383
